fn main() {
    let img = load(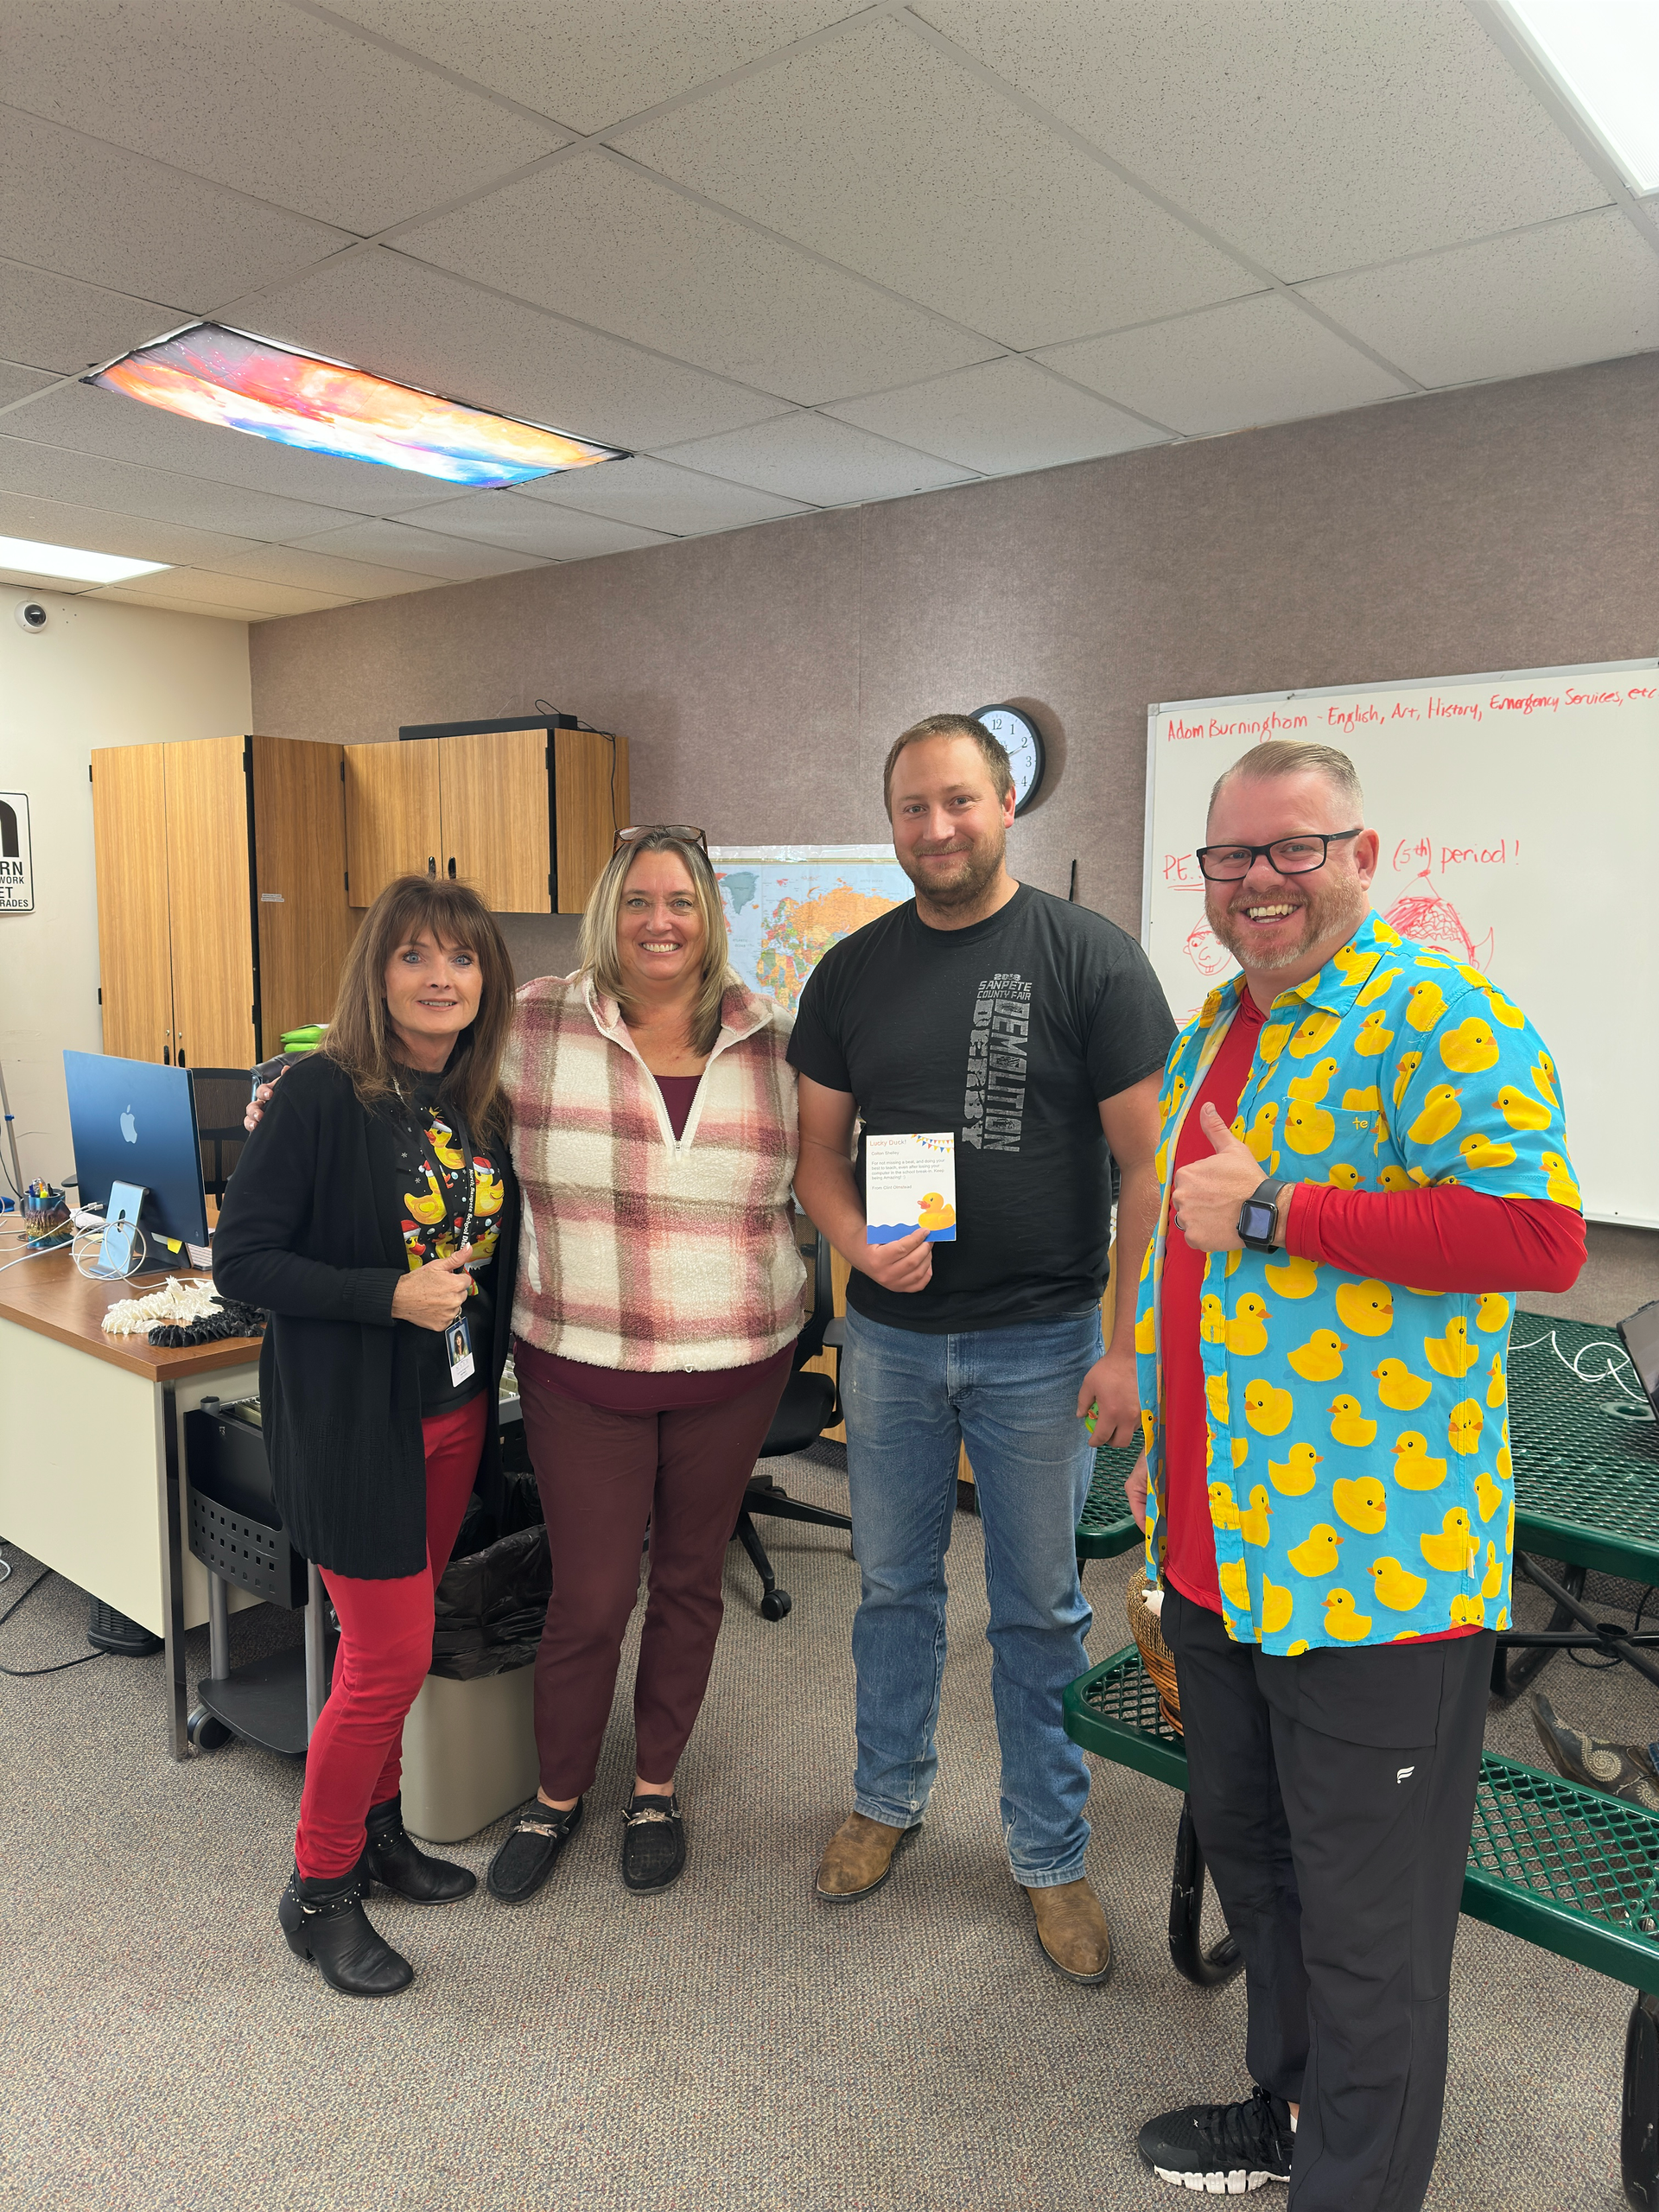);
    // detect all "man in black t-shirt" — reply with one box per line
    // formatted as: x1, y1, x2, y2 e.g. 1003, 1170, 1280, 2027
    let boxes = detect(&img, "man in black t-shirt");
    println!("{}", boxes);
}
791, 714, 1174, 1982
